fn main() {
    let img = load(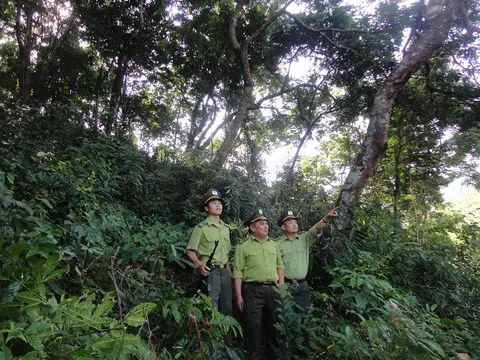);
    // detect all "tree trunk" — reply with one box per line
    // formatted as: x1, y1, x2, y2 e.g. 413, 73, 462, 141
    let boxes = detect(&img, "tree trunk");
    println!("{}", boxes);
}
336, 0, 460, 230
212, 85, 253, 168
287, 121, 315, 185
211, 0, 254, 168
244, 120, 264, 184
186, 95, 204, 151
393, 144, 401, 223
32, 14, 76, 102
91, 66, 105, 132
105, 52, 127, 135
15, 0, 34, 103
